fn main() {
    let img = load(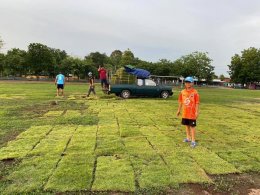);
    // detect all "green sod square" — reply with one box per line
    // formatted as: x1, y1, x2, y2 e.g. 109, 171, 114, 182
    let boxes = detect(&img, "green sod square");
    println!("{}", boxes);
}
217, 150, 260, 172
0, 125, 52, 160
16, 125, 52, 139
165, 152, 211, 184
98, 118, 118, 125
97, 124, 119, 137
139, 126, 164, 137
28, 126, 76, 156
138, 160, 173, 189
64, 110, 82, 117
190, 147, 239, 174
92, 156, 135, 192
146, 136, 178, 155
95, 136, 125, 156
131, 116, 154, 126
4, 156, 58, 194
45, 153, 95, 192
66, 138, 96, 154
119, 125, 142, 137
75, 125, 97, 138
